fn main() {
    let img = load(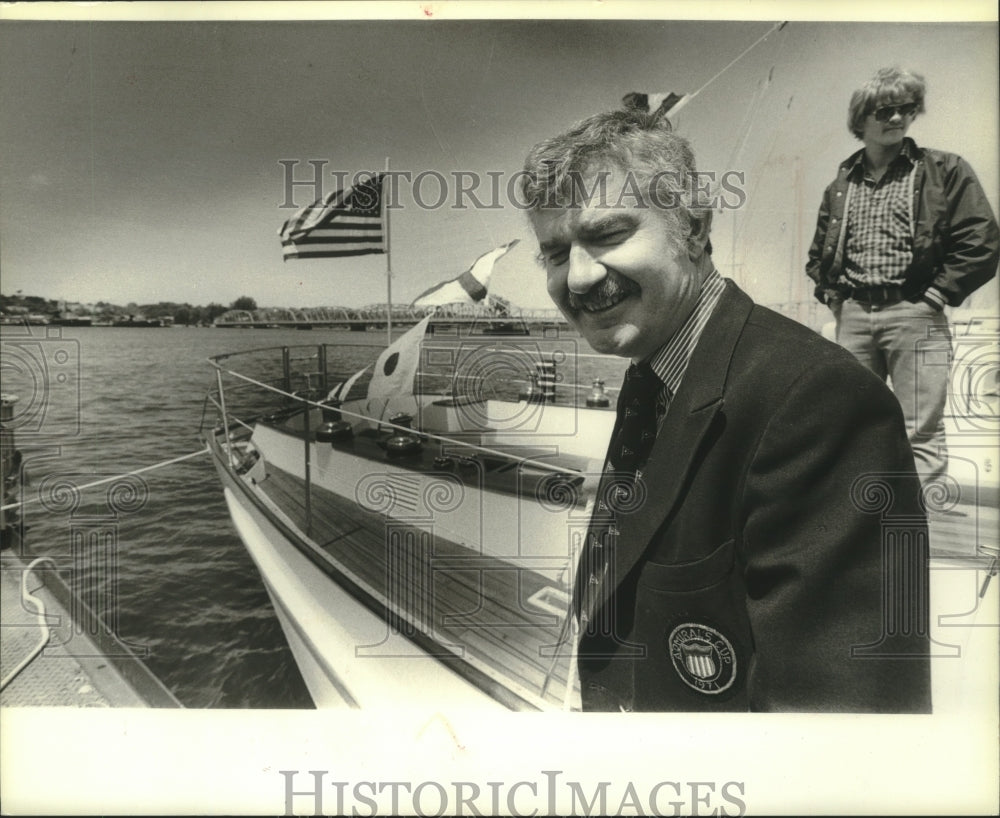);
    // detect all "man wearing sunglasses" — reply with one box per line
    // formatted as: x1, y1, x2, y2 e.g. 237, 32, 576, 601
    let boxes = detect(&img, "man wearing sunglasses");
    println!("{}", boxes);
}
806, 67, 998, 487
